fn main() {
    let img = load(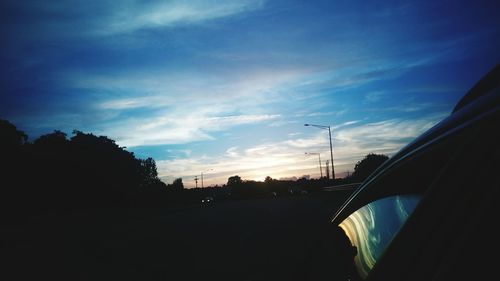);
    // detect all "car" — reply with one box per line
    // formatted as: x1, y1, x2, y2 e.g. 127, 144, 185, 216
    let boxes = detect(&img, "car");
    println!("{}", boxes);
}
318, 64, 500, 281
288, 186, 300, 195
201, 196, 214, 203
